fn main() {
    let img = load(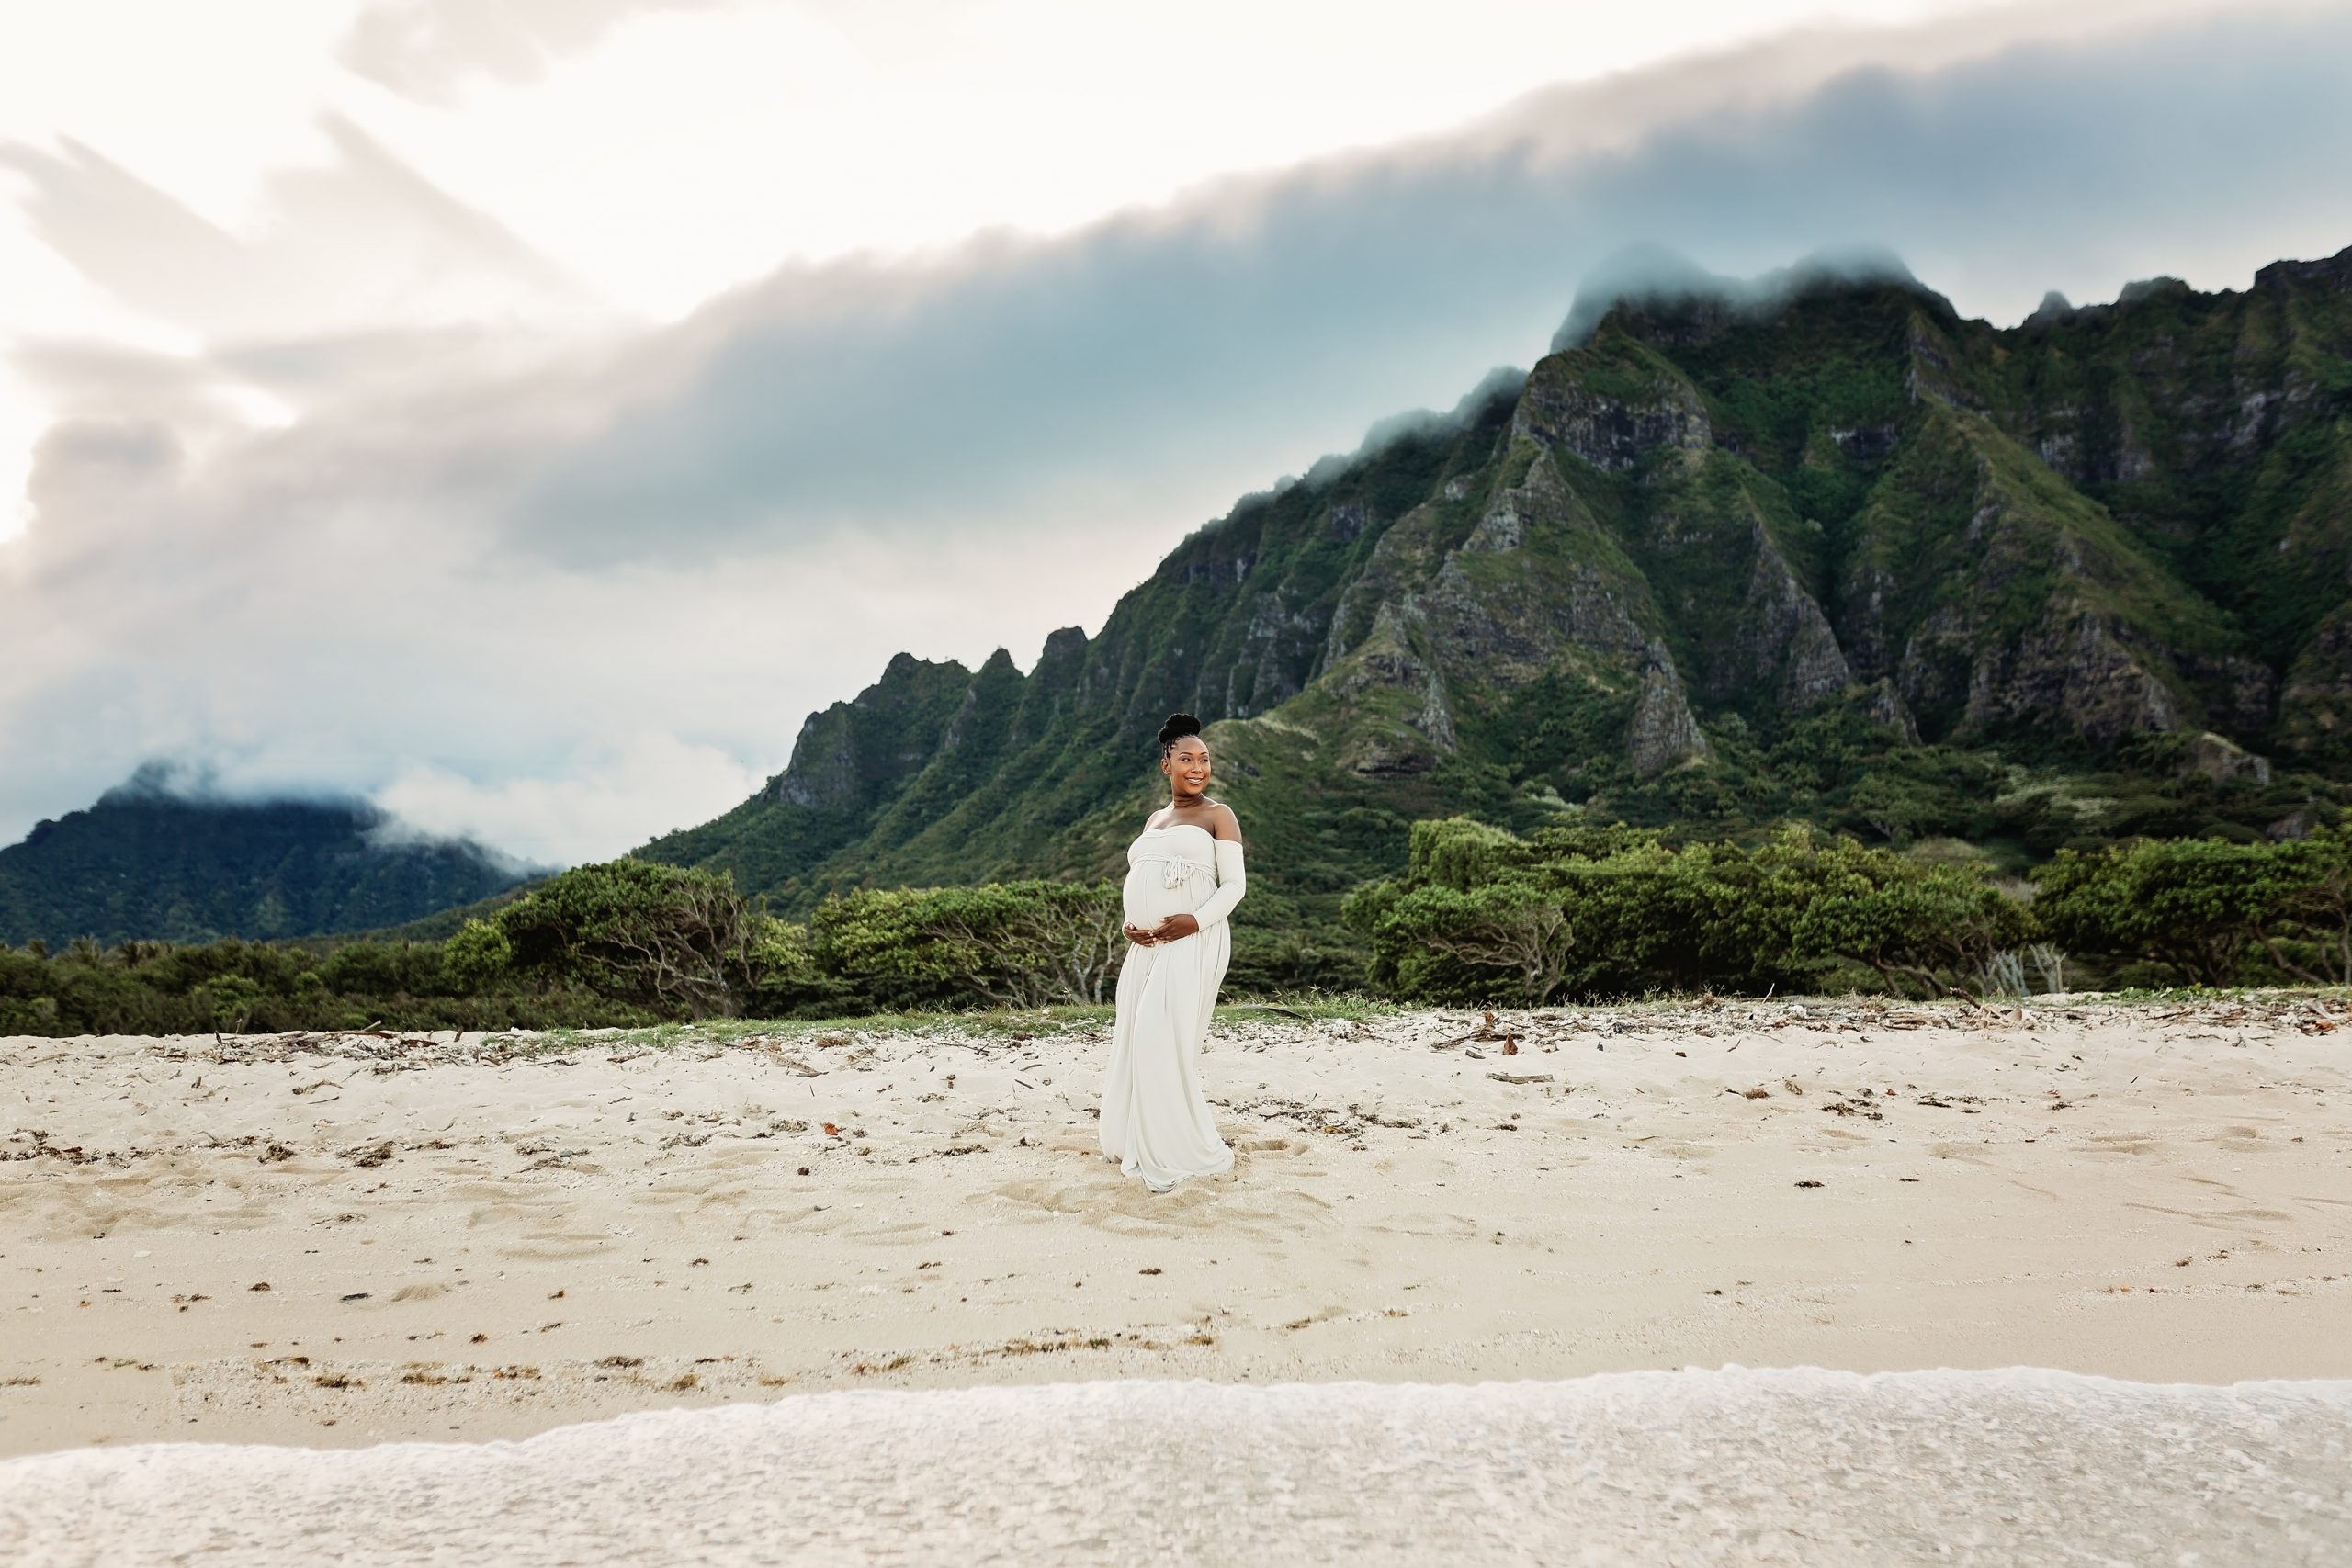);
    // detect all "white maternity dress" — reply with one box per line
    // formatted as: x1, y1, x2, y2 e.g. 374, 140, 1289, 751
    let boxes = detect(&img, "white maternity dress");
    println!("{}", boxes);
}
1098, 824, 1247, 1192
